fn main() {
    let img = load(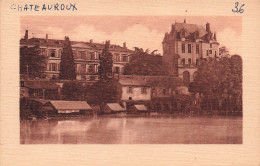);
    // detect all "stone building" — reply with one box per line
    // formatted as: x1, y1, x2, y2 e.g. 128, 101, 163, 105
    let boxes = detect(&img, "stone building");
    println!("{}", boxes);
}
20, 30, 133, 81
162, 20, 219, 86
